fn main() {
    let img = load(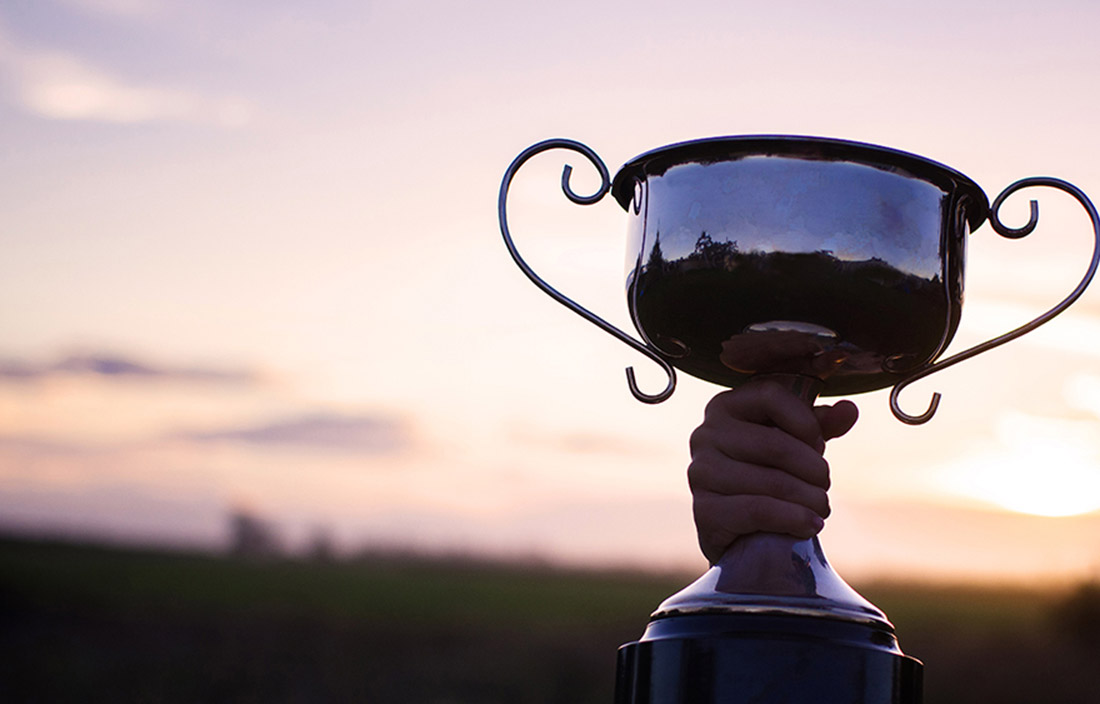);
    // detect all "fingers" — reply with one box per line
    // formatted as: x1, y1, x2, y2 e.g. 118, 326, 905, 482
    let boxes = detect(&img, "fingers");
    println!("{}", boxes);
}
693, 494, 825, 565
688, 450, 831, 517
704, 383, 826, 450
687, 381, 859, 564
693, 386, 830, 489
